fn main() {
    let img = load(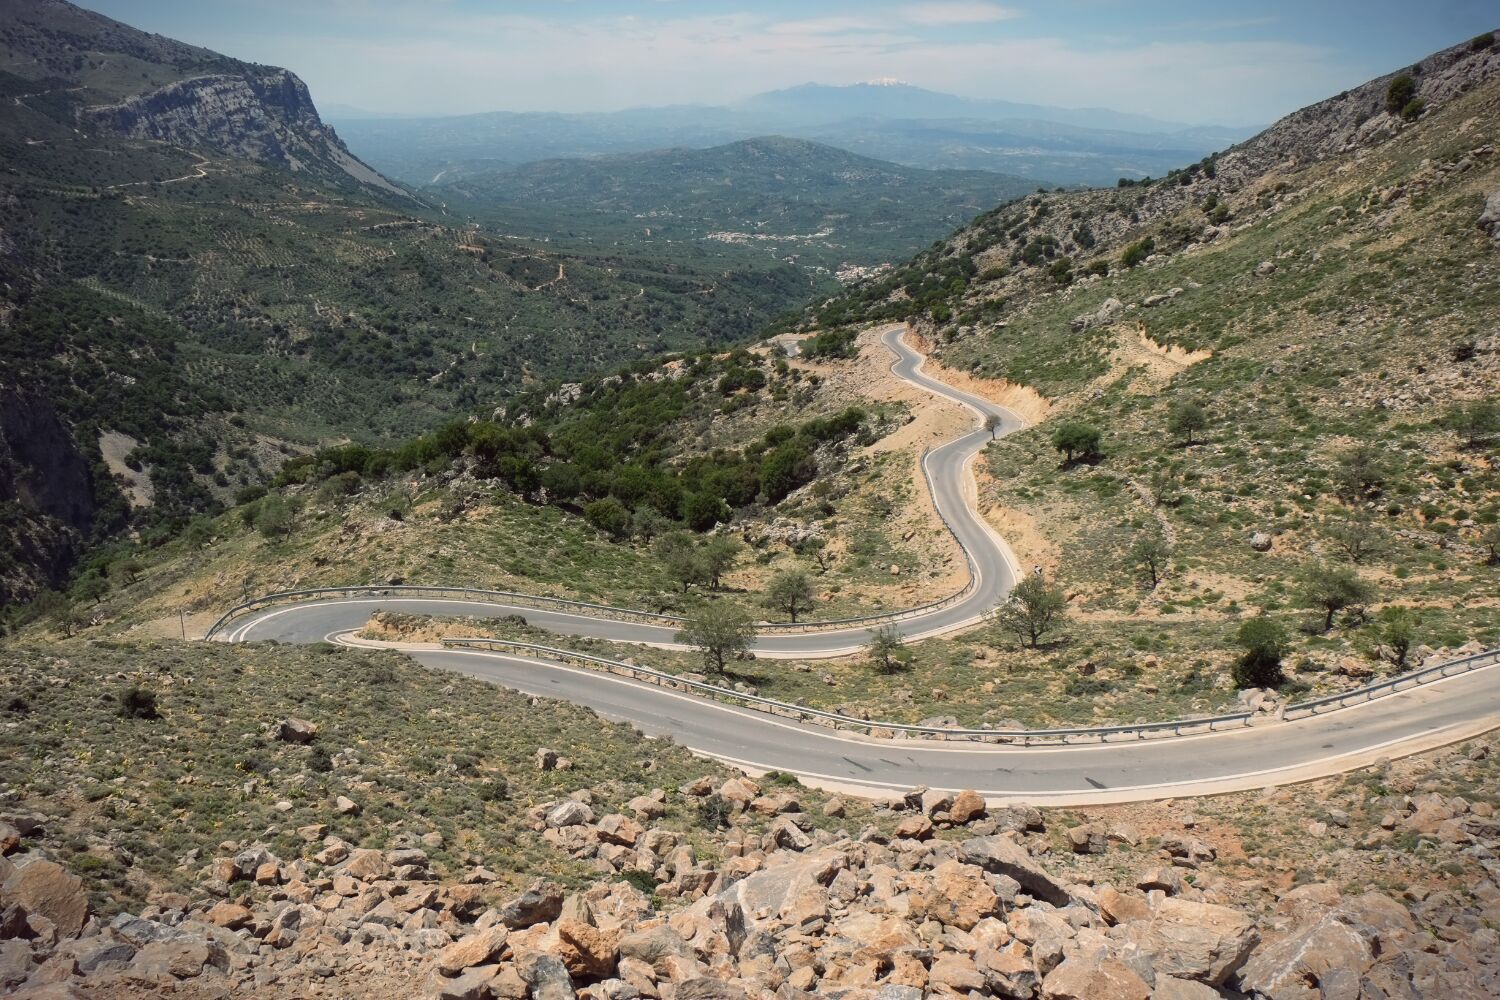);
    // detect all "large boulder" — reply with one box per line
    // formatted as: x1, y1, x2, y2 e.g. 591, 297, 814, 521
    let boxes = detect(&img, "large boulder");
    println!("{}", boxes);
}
959, 835, 1074, 907
910, 860, 998, 931
500, 880, 564, 929
1070, 297, 1125, 332
555, 917, 618, 980
1, 859, 89, 937
677, 979, 748, 1000
545, 800, 594, 829
518, 953, 575, 1000
618, 924, 695, 975
1041, 955, 1150, 1000
1479, 189, 1500, 243
342, 848, 391, 882
717, 850, 842, 928
437, 925, 510, 976
1234, 892, 1417, 998
949, 789, 987, 824
1119, 898, 1257, 985
272, 717, 318, 744
131, 939, 229, 979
